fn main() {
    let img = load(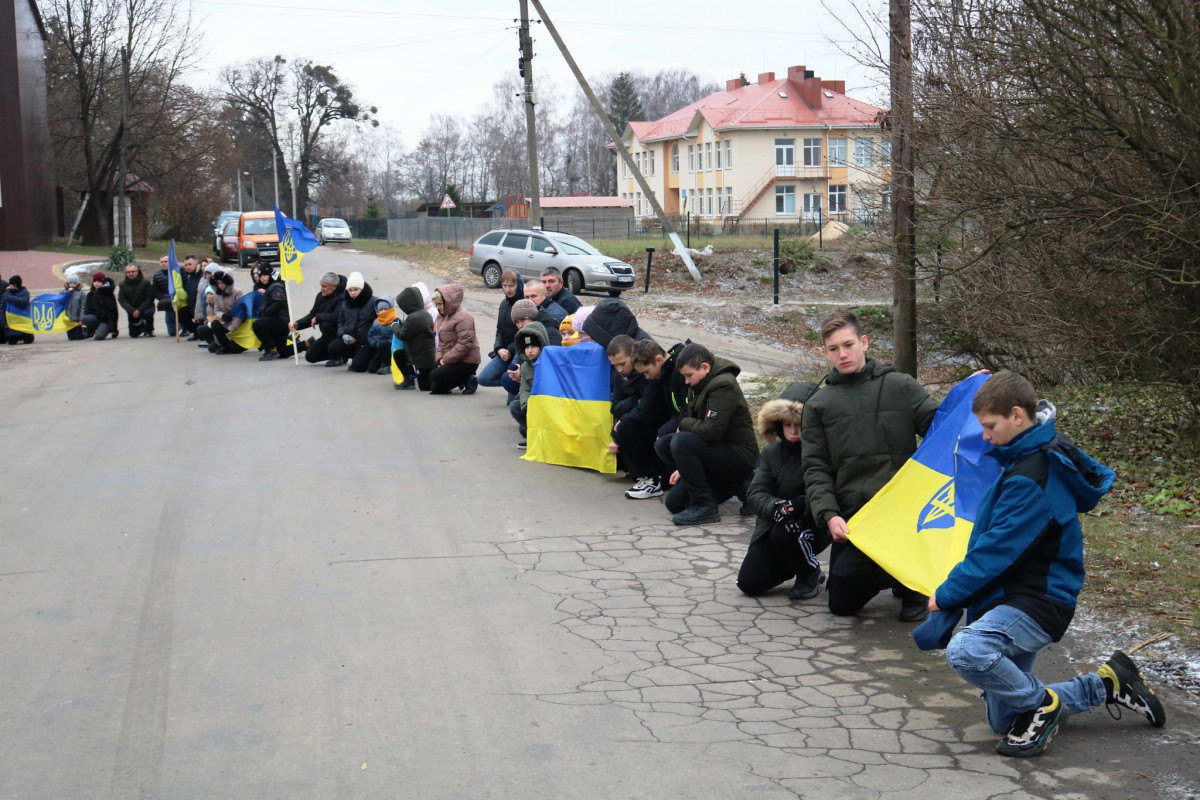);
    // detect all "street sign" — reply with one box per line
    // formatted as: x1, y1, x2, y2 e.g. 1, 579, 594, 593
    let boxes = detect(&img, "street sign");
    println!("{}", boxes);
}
440, 194, 457, 210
